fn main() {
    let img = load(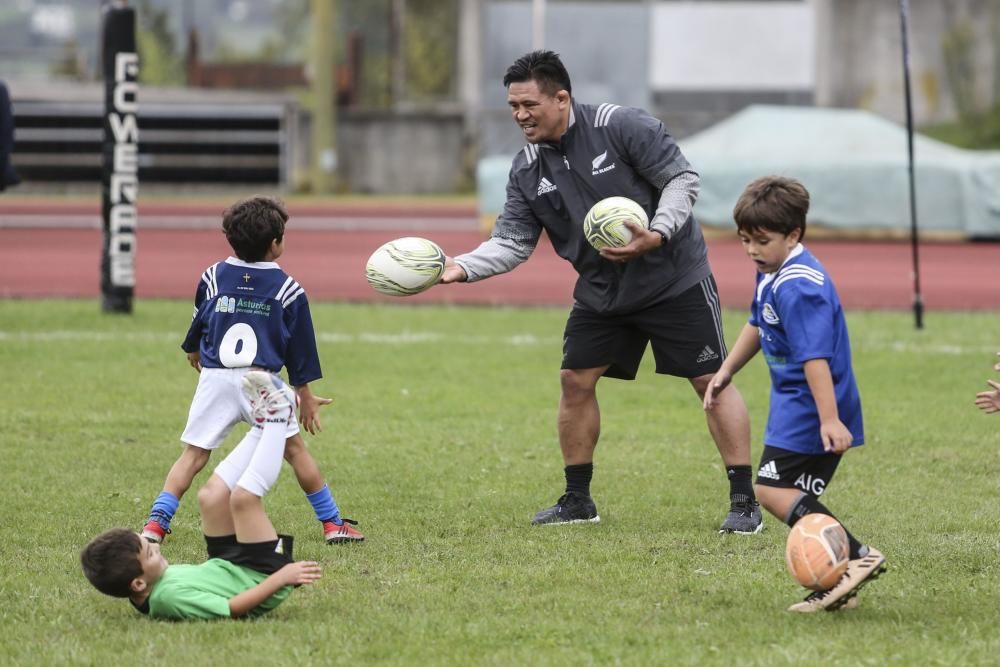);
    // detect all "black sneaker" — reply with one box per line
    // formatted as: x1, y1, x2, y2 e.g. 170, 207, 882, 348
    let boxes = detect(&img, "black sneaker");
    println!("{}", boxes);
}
531, 492, 600, 525
719, 500, 763, 534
